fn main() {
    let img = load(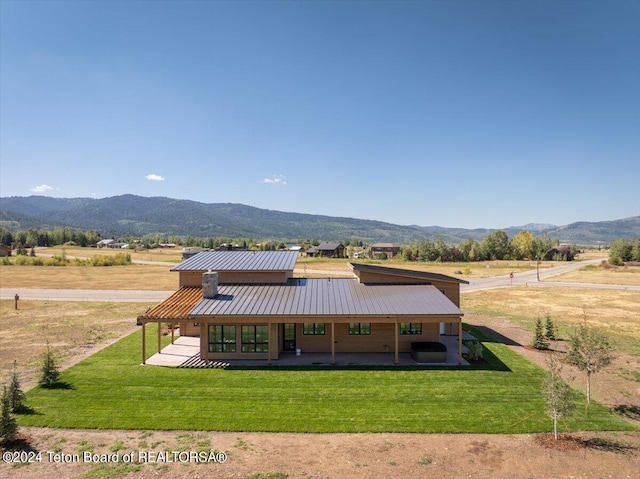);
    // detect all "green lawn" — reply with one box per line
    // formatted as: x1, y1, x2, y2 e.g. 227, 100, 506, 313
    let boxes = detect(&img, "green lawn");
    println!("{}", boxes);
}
18, 327, 633, 433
